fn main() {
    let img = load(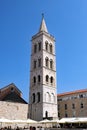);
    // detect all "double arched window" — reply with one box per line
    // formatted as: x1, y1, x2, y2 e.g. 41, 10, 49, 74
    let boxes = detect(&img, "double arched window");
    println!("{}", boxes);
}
46, 75, 49, 83
33, 58, 41, 69
32, 92, 40, 103
38, 58, 41, 67
45, 41, 53, 54
45, 92, 55, 103
33, 75, 41, 84
45, 57, 53, 70
33, 41, 42, 53
45, 75, 54, 85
